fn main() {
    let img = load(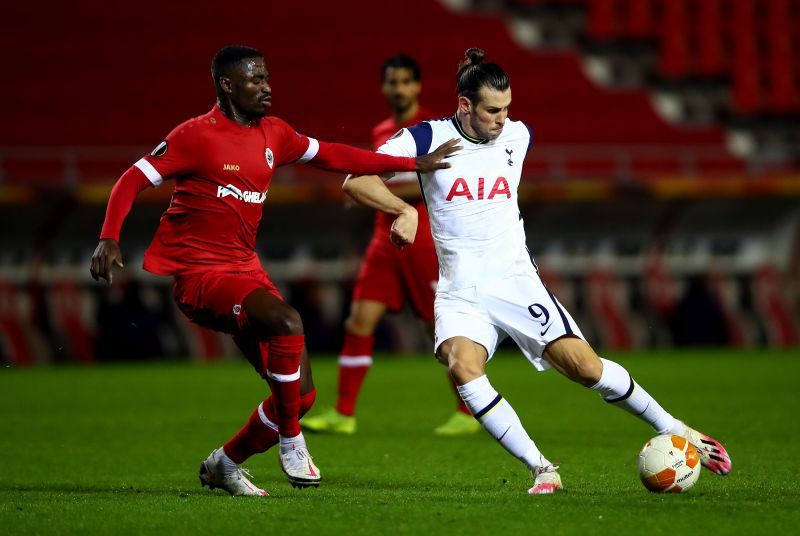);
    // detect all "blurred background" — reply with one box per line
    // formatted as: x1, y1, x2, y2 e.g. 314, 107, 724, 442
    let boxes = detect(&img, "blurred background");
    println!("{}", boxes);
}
1, 0, 798, 365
